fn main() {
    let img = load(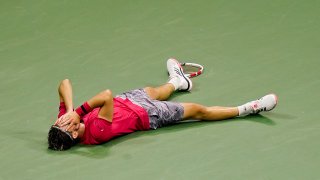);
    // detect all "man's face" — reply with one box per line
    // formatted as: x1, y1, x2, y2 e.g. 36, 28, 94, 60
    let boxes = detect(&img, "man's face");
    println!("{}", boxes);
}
56, 122, 80, 136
